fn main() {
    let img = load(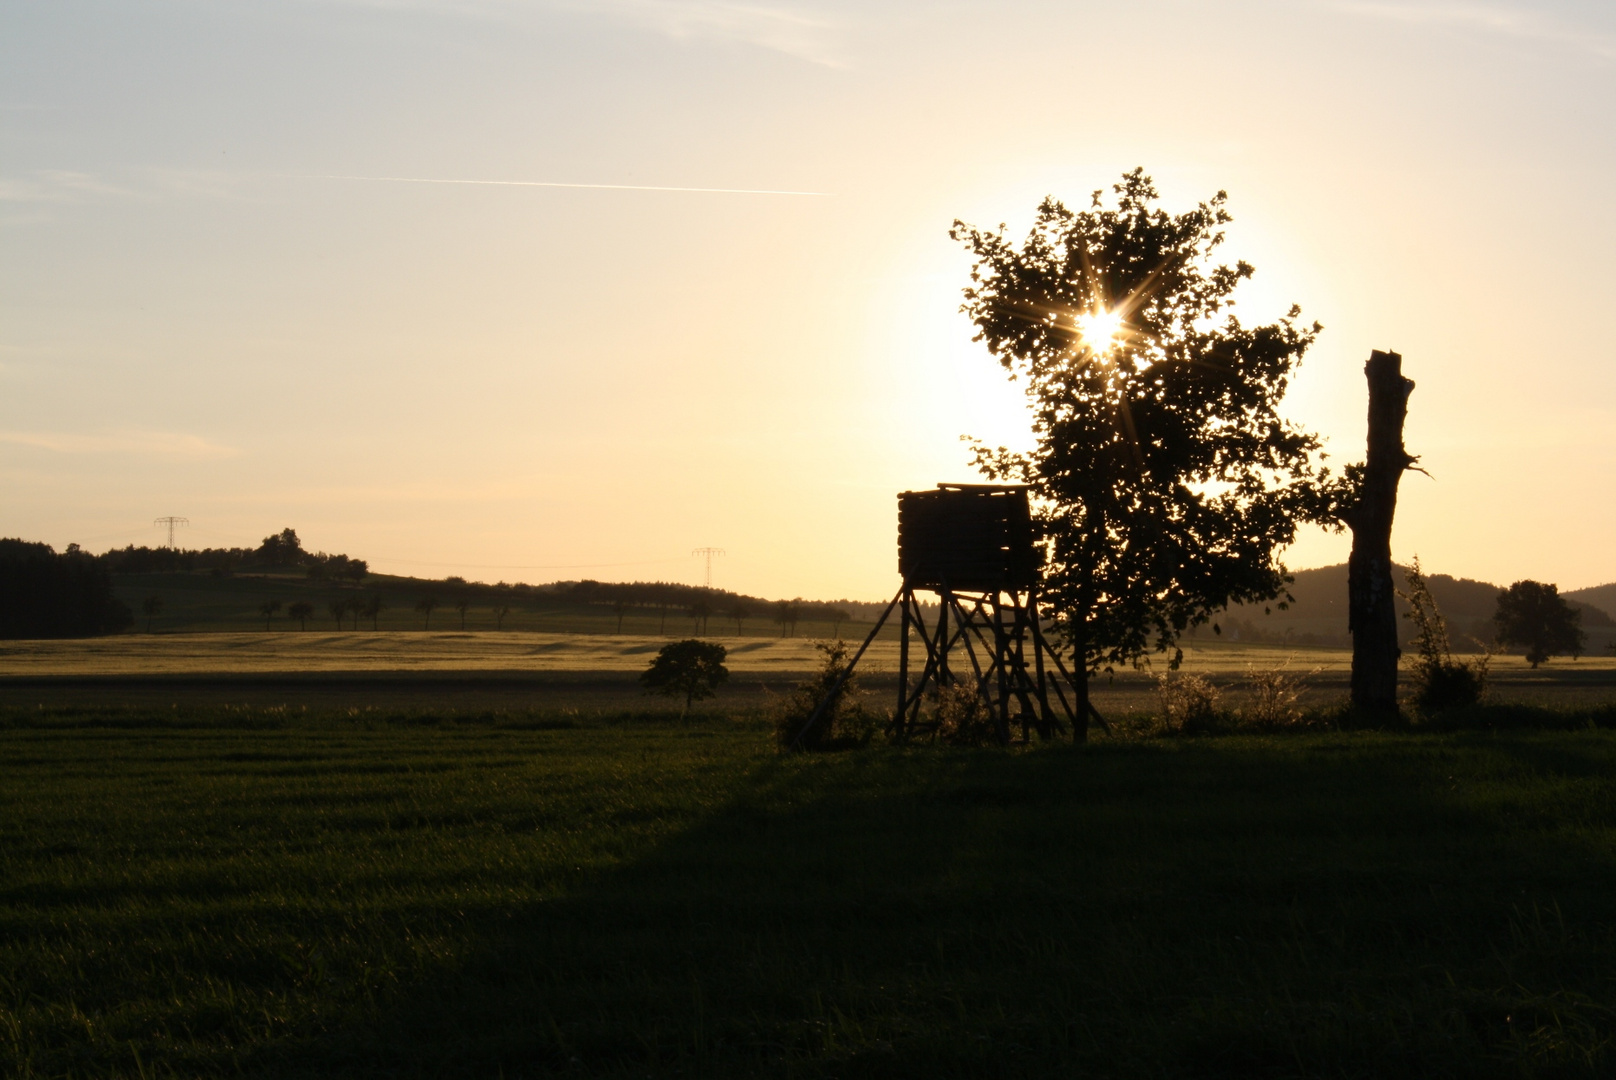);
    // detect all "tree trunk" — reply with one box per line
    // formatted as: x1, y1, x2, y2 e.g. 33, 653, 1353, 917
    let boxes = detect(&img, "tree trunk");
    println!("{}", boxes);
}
1347, 350, 1415, 718
1070, 618, 1090, 743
